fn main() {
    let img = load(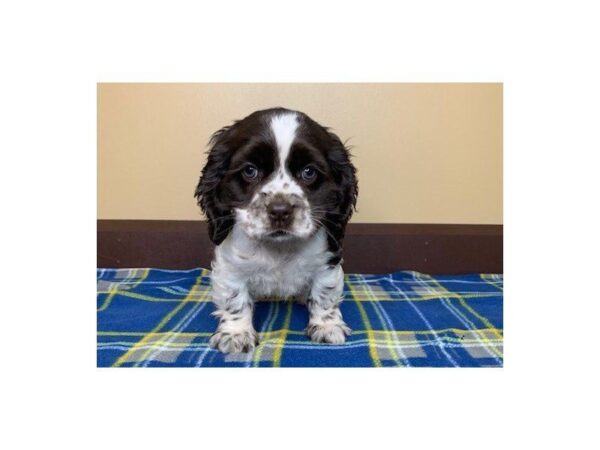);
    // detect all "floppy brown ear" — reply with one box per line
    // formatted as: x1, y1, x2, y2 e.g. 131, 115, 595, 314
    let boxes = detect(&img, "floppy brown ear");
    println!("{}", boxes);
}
324, 131, 358, 264
194, 126, 235, 245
